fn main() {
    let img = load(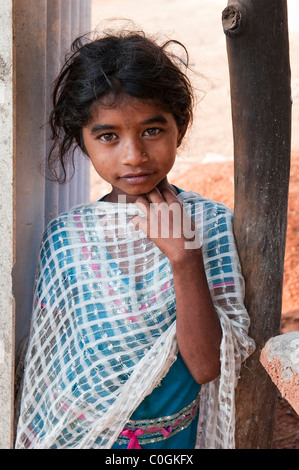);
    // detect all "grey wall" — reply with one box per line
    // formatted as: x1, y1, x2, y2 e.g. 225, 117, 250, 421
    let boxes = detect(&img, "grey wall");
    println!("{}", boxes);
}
13, 0, 91, 354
